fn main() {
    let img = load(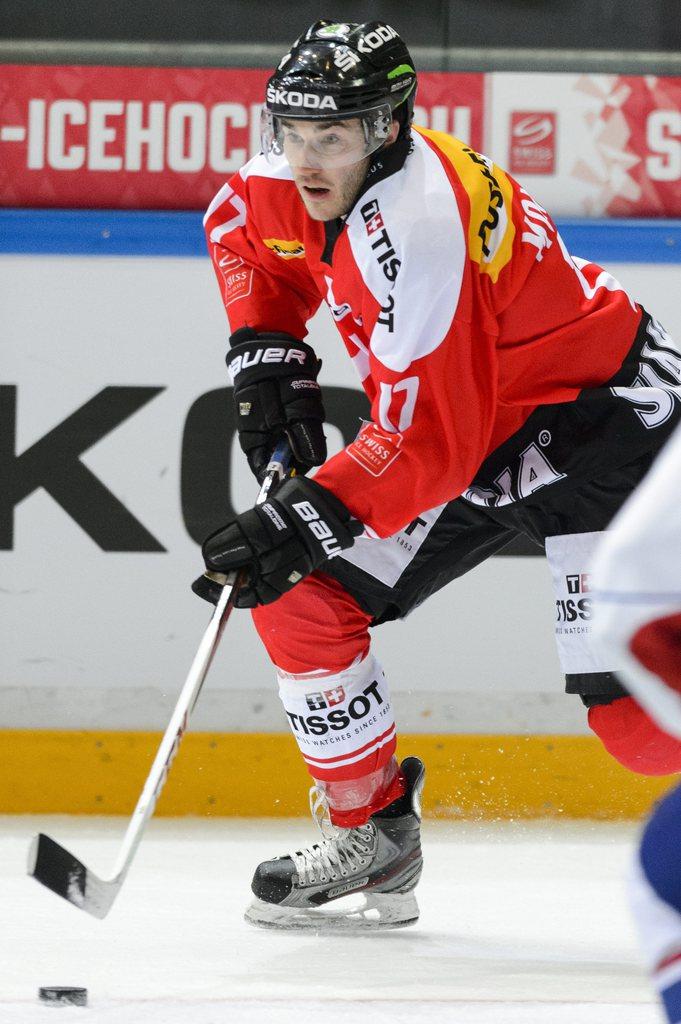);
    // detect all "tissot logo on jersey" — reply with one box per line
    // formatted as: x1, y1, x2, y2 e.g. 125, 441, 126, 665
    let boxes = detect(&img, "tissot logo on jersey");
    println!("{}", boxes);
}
556, 597, 592, 623
364, 209, 384, 235
557, 571, 593, 623
566, 573, 591, 595
266, 86, 338, 111
377, 293, 395, 333
360, 199, 401, 282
